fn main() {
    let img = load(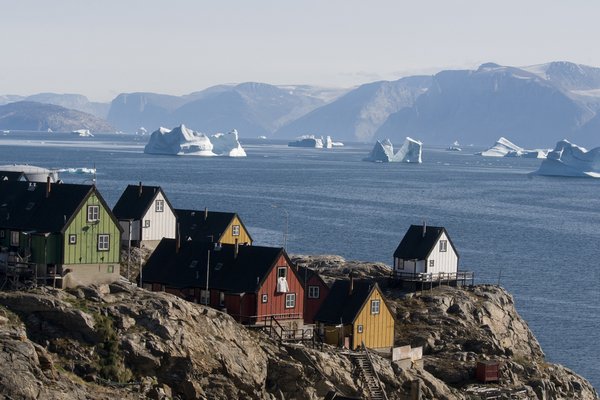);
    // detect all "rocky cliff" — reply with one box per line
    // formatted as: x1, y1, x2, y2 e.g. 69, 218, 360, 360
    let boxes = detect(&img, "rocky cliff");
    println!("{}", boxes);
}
0, 256, 596, 400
